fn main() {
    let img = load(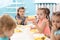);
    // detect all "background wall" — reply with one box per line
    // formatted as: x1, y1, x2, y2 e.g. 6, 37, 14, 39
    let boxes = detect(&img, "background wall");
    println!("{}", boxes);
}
0, 0, 60, 18
0, 0, 36, 18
